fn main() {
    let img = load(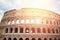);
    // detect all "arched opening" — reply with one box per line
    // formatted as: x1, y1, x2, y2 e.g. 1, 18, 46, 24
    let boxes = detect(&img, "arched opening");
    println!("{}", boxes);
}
32, 38, 36, 40
13, 38, 17, 40
54, 38, 57, 40
15, 28, 18, 33
3, 38, 6, 40
31, 28, 35, 33
8, 21, 11, 25
20, 28, 23, 33
52, 28, 55, 33
38, 38, 41, 40
10, 28, 13, 33
44, 38, 47, 40
19, 38, 23, 40
12, 21, 14, 24
43, 28, 46, 33
46, 20, 49, 24
8, 38, 11, 40
49, 38, 52, 40
25, 38, 29, 40
25, 28, 30, 33
50, 21, 52, 24
58, 38, 60, 40
54, 21, 56, 25
56, 29, 58, 33
25, 19, 30, 24
5, 28, 8, 33
48, 28, 50, 33
16, 20, 20, 24
37, 28, 41, 33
